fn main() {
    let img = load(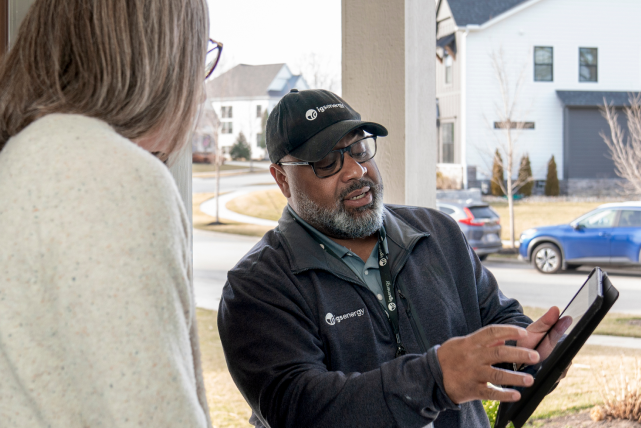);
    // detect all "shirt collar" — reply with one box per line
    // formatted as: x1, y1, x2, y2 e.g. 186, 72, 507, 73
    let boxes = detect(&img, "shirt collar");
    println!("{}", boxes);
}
287, 205, 351, 259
